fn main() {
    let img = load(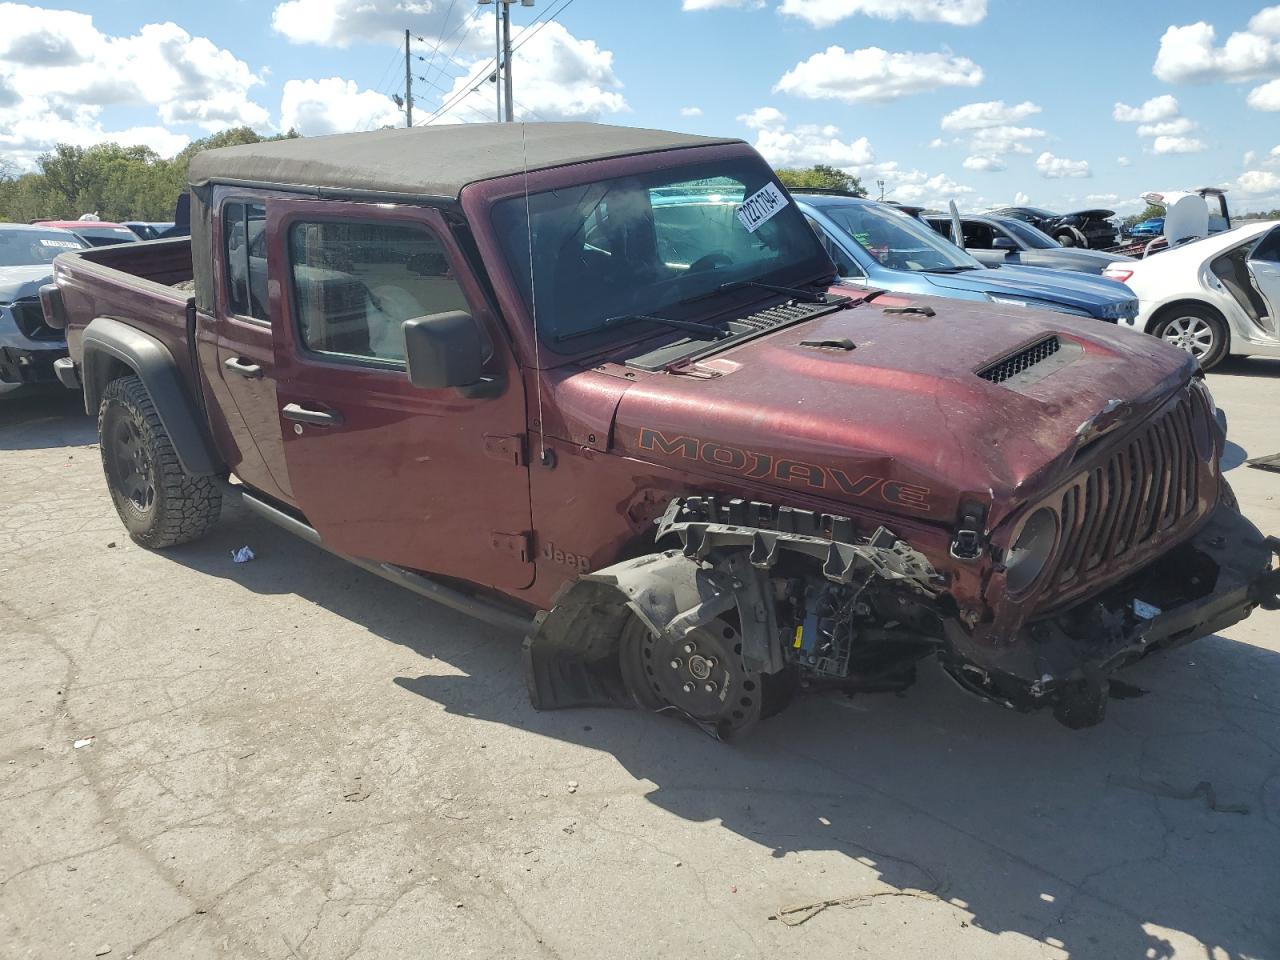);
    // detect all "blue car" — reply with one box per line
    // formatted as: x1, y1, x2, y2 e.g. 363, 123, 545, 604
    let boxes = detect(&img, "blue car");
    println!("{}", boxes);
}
1129, 217, 1165, 238
793, 193, 1139, 323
